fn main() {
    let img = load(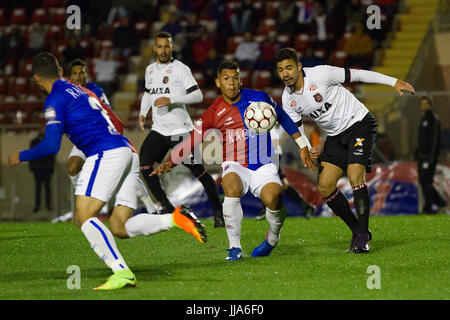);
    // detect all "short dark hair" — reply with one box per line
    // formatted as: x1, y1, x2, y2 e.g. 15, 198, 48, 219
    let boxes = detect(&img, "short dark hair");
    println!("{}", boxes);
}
421, 95, 432, 104
32, 52, 60, 78
155, 31, 173, 41
275, 47, 299, 65
69, 58, 87, 72
216, 60, 240, 76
